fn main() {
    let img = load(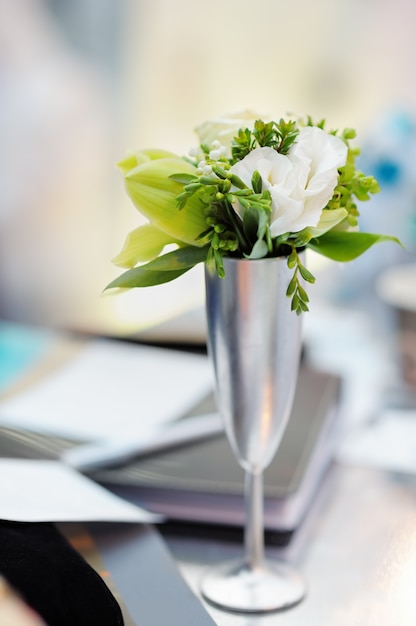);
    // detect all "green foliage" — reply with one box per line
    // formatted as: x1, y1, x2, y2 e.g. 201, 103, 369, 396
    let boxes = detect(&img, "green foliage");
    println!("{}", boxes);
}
286, 249, 315, 315
106, 245, 210, 289
109, 113, 401, 315
308, 230, 402, 261
173, 164, 274, 270
230, 118, 299, 163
